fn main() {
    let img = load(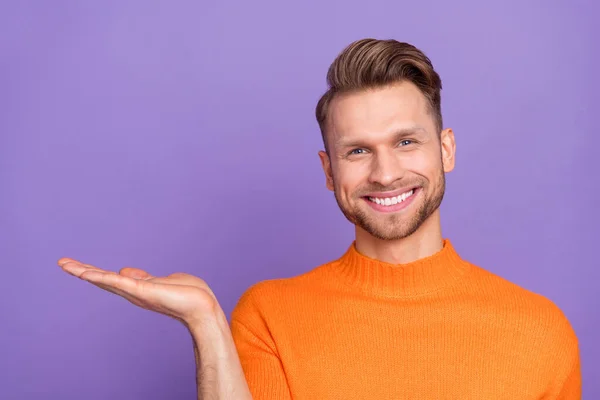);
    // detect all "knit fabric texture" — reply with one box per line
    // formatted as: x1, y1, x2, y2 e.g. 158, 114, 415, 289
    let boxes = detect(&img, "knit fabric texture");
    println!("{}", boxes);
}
231, 239, 581, 399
